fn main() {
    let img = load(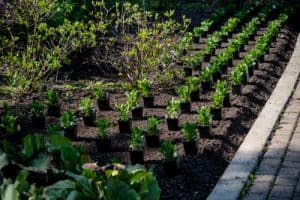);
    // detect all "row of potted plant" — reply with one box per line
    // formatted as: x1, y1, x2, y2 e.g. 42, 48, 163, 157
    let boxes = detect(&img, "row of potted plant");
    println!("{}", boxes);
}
230, 13, 288, 94
198, 8, 271, 92
181, 4, 259, 77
